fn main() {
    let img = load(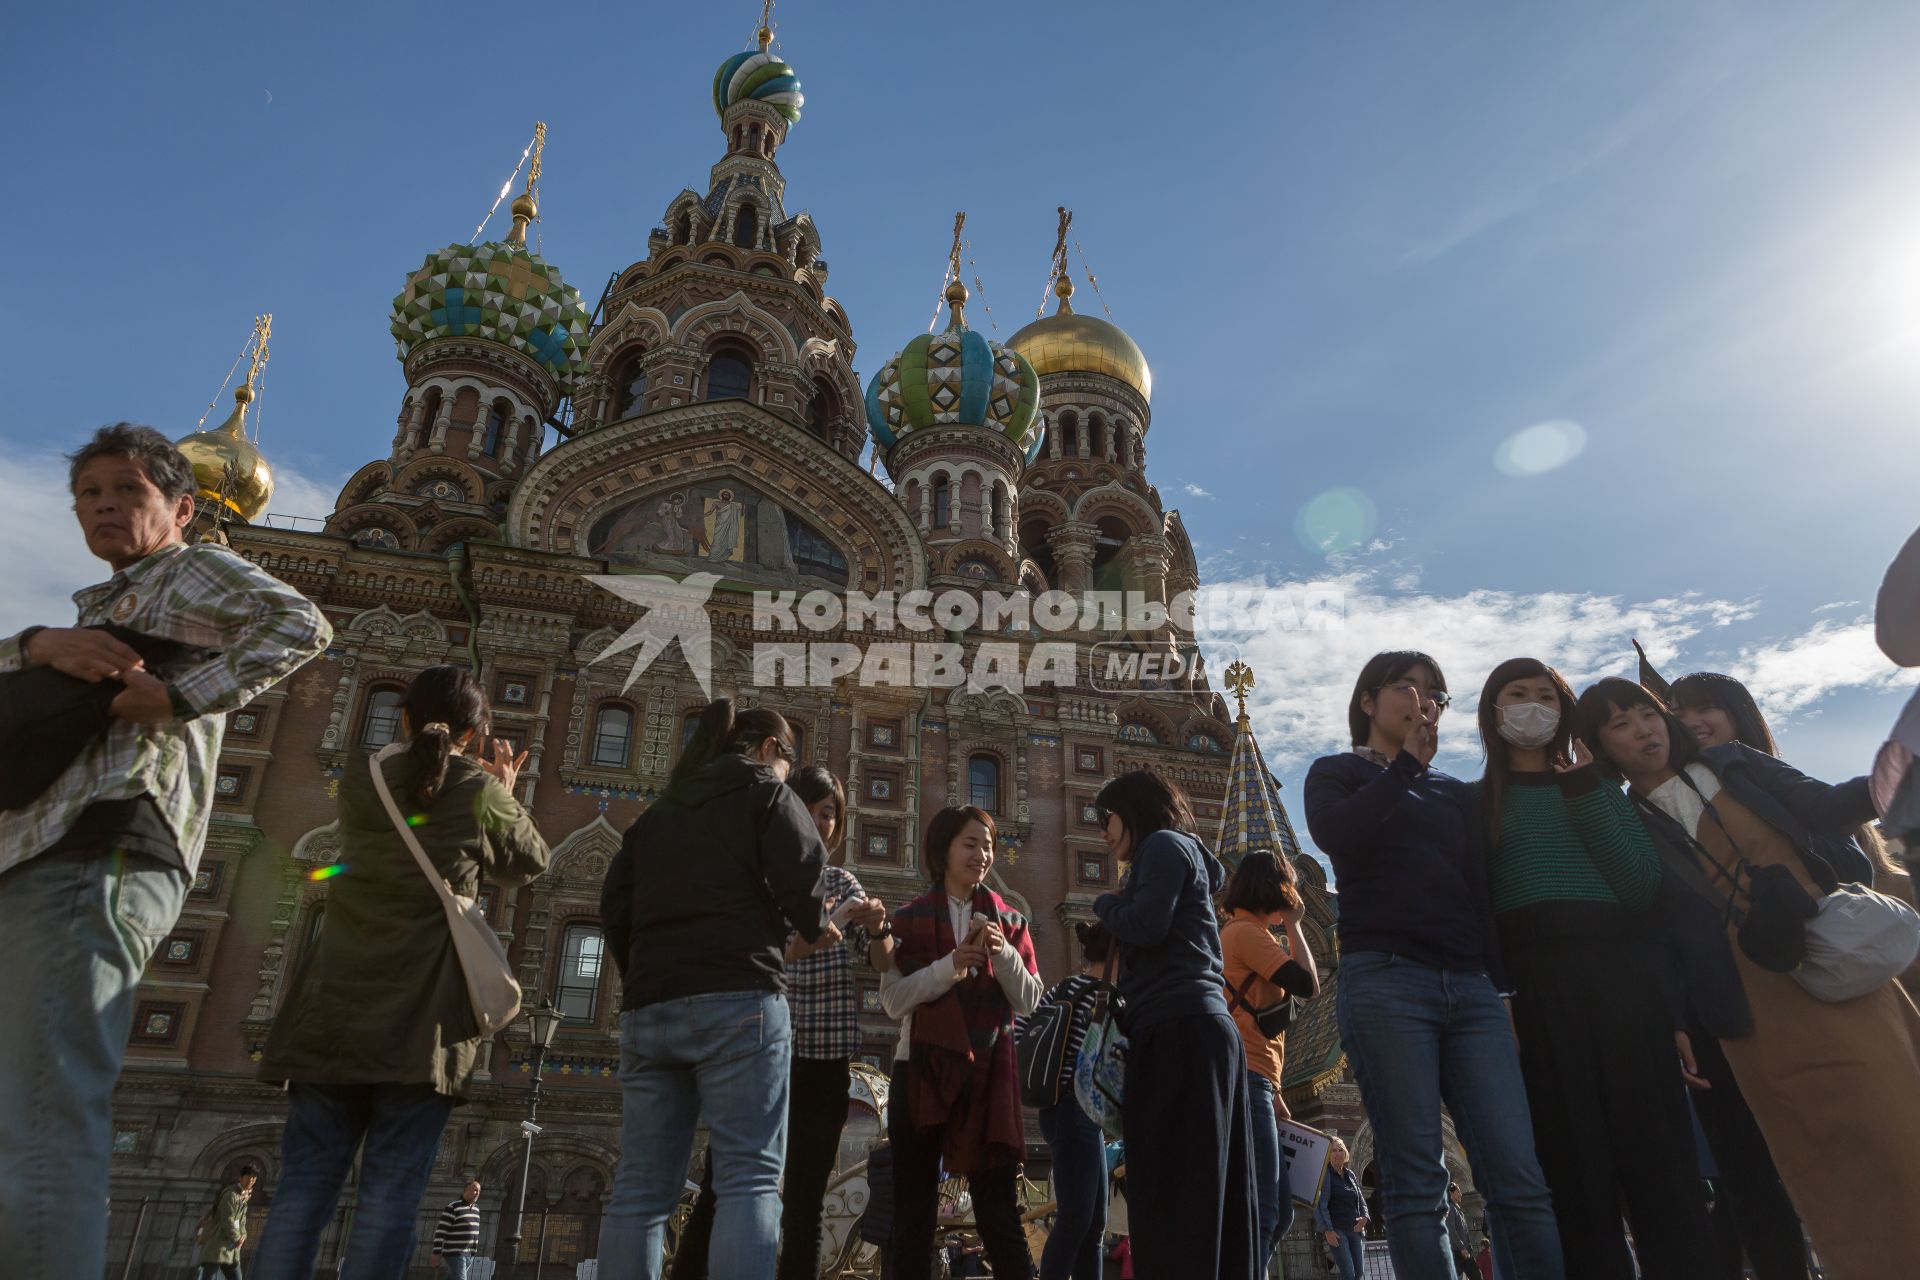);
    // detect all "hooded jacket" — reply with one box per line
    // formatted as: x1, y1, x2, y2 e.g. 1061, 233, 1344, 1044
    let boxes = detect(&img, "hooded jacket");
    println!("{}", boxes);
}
258, 748, 550, 1099
601, 752, 827, 1009
1093, 827, 1231, 1031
